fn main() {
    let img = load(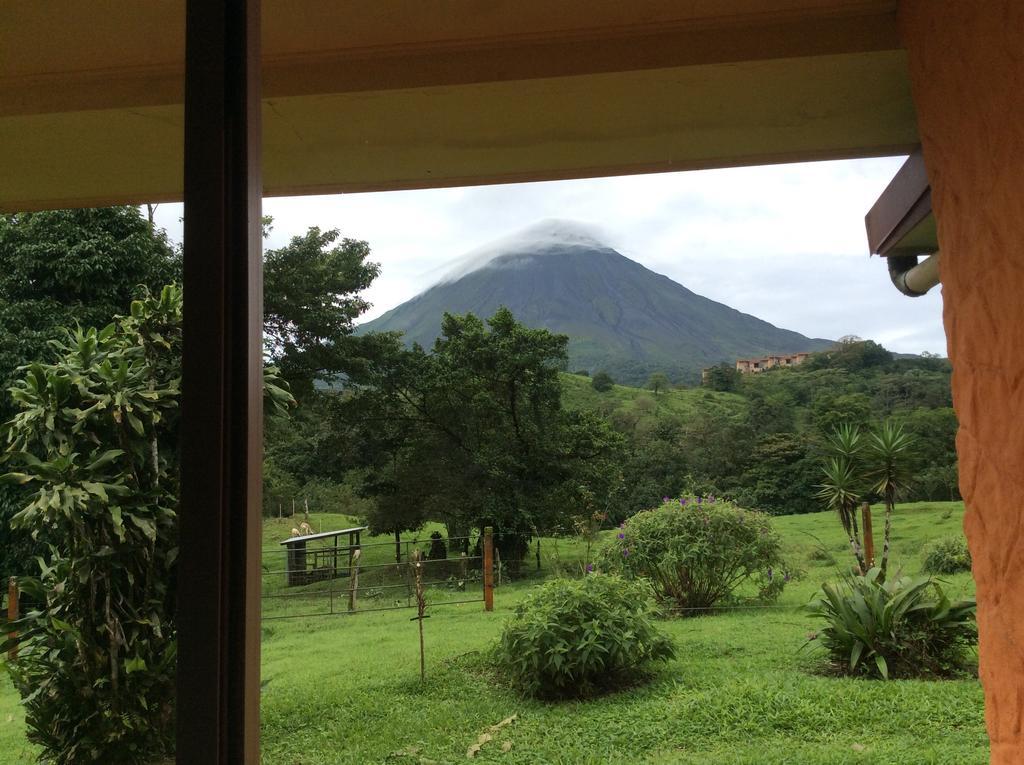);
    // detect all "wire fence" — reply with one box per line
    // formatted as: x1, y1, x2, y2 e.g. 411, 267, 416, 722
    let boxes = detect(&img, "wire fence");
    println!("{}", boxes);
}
260, 531, 495, 622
